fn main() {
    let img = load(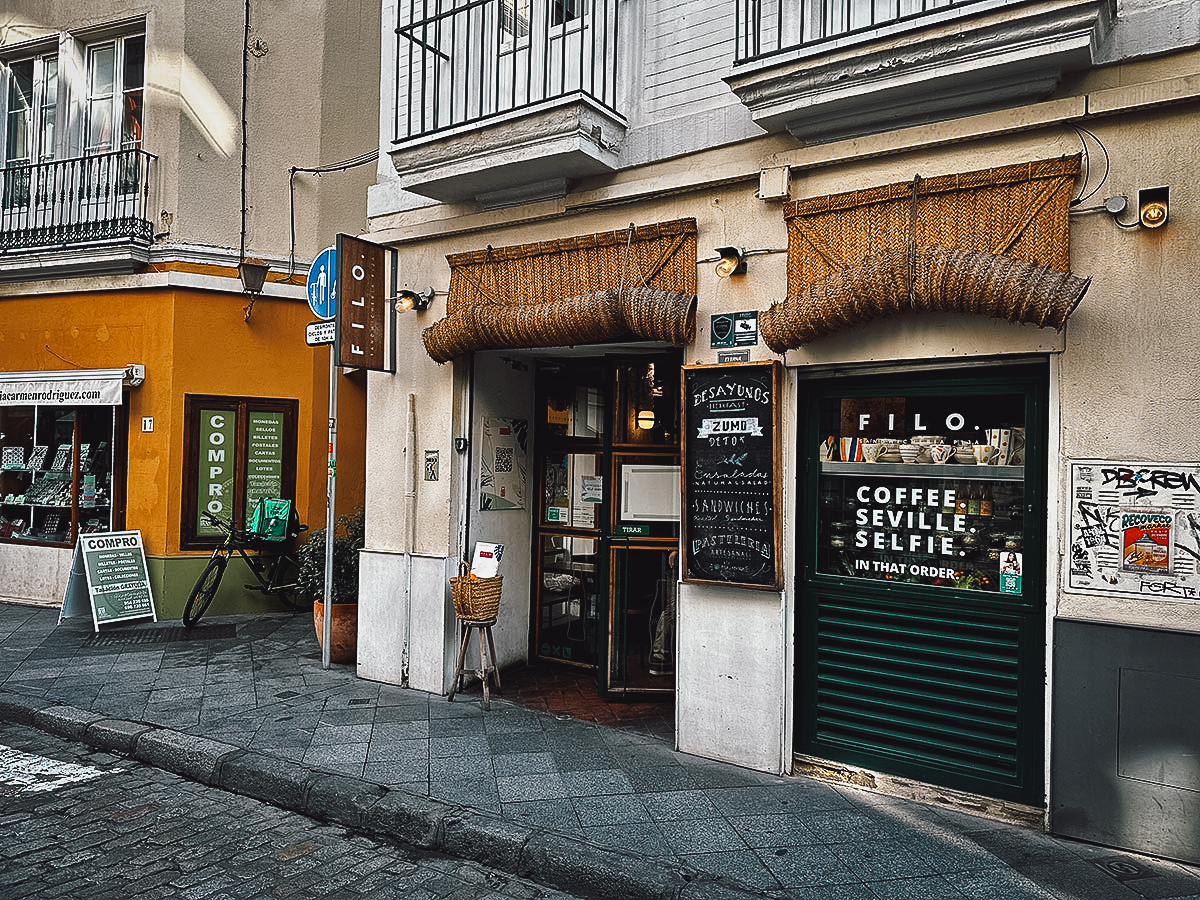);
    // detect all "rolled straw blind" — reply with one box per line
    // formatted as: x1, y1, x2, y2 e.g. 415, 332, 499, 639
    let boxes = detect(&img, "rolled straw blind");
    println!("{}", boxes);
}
423, 219, 698, 363
761, 156, 1090, 351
